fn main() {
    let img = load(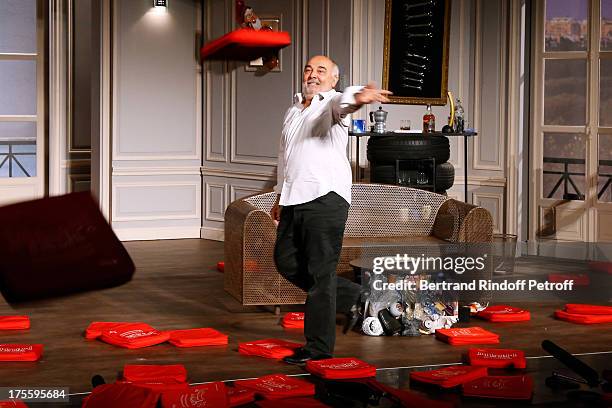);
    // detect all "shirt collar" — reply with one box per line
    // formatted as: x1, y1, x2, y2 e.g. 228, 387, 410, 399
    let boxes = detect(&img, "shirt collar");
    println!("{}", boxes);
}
294, 88, 337, 104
